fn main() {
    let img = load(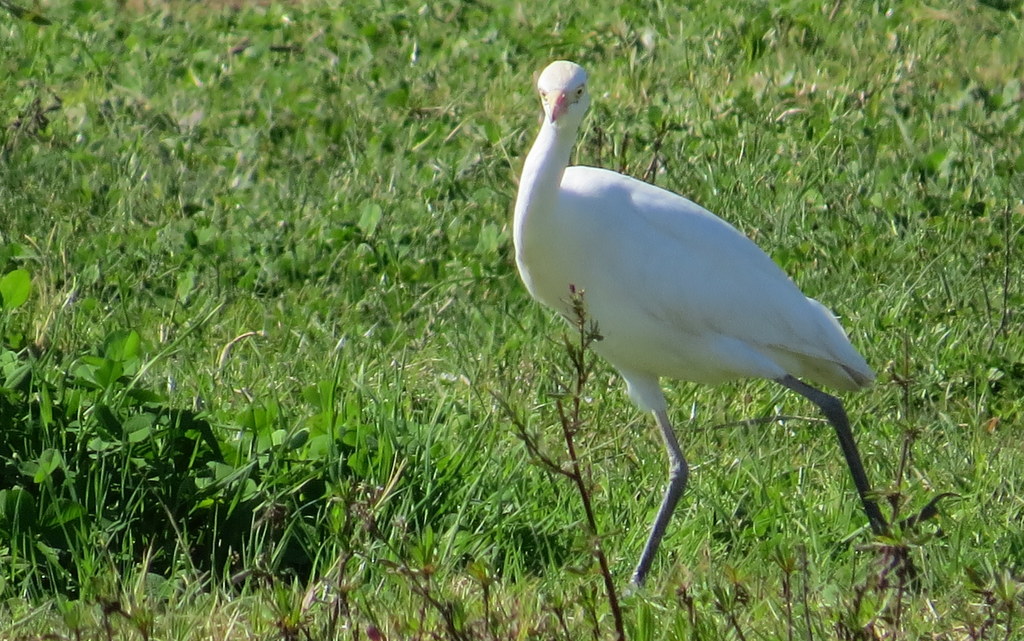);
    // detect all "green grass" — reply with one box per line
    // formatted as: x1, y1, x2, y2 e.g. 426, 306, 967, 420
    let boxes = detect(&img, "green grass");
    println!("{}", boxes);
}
1, 0, 1023, 638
